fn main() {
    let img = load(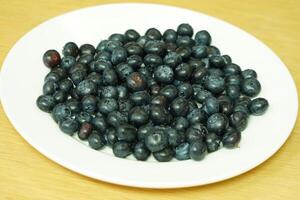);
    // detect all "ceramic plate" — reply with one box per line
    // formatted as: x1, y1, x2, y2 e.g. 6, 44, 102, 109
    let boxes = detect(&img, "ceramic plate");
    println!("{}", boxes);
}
0, 3, 298, 188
